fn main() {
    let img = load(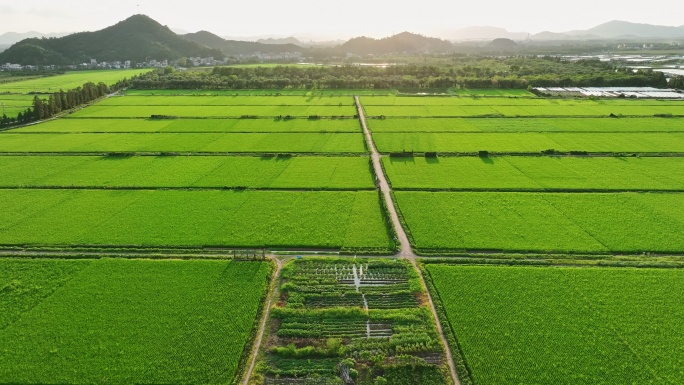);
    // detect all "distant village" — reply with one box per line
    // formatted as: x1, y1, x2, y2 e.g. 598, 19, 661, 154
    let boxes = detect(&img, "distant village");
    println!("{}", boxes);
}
1, 52, 303, 71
